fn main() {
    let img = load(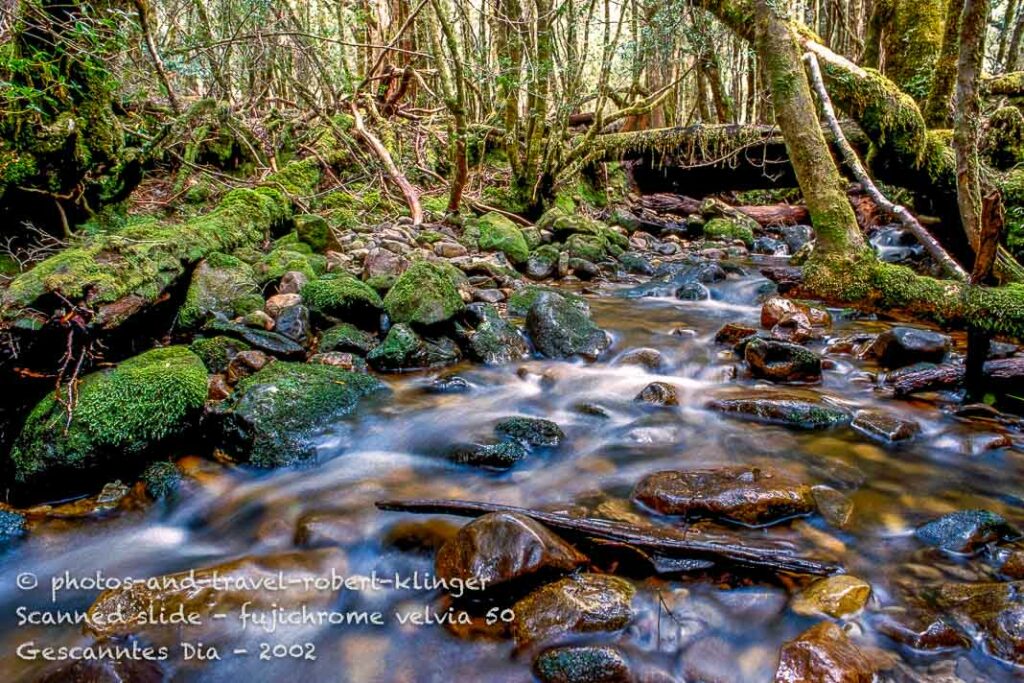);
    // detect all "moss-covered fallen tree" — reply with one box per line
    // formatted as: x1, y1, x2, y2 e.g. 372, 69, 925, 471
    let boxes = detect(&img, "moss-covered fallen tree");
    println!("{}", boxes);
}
0, 159, 320, 335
